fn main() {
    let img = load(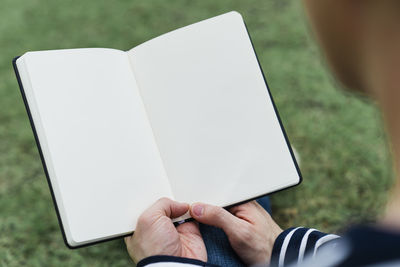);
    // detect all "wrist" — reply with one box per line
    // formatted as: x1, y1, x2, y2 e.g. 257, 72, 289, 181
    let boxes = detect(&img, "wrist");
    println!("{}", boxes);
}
272, 224, 284, 242
266, 224, 283, 264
